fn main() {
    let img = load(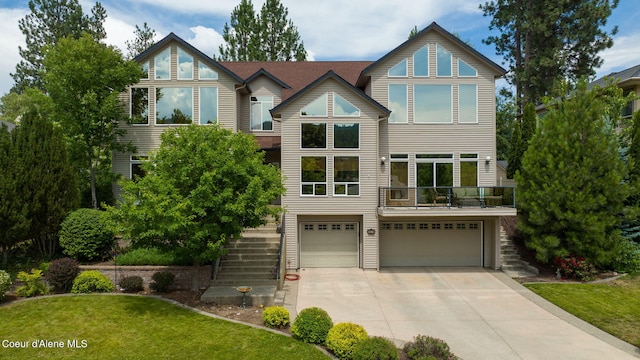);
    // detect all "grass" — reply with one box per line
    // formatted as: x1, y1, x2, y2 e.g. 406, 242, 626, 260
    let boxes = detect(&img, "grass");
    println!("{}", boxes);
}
0, 295, 328, 360
525, 275, 640, 347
